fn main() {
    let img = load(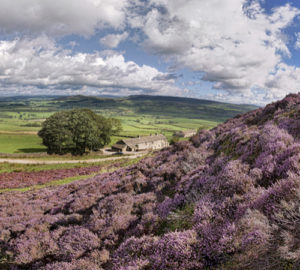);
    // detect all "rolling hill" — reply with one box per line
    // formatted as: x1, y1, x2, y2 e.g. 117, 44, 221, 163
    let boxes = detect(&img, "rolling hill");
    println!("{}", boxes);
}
54, 95, 258, 122
0, 95, 258, 122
